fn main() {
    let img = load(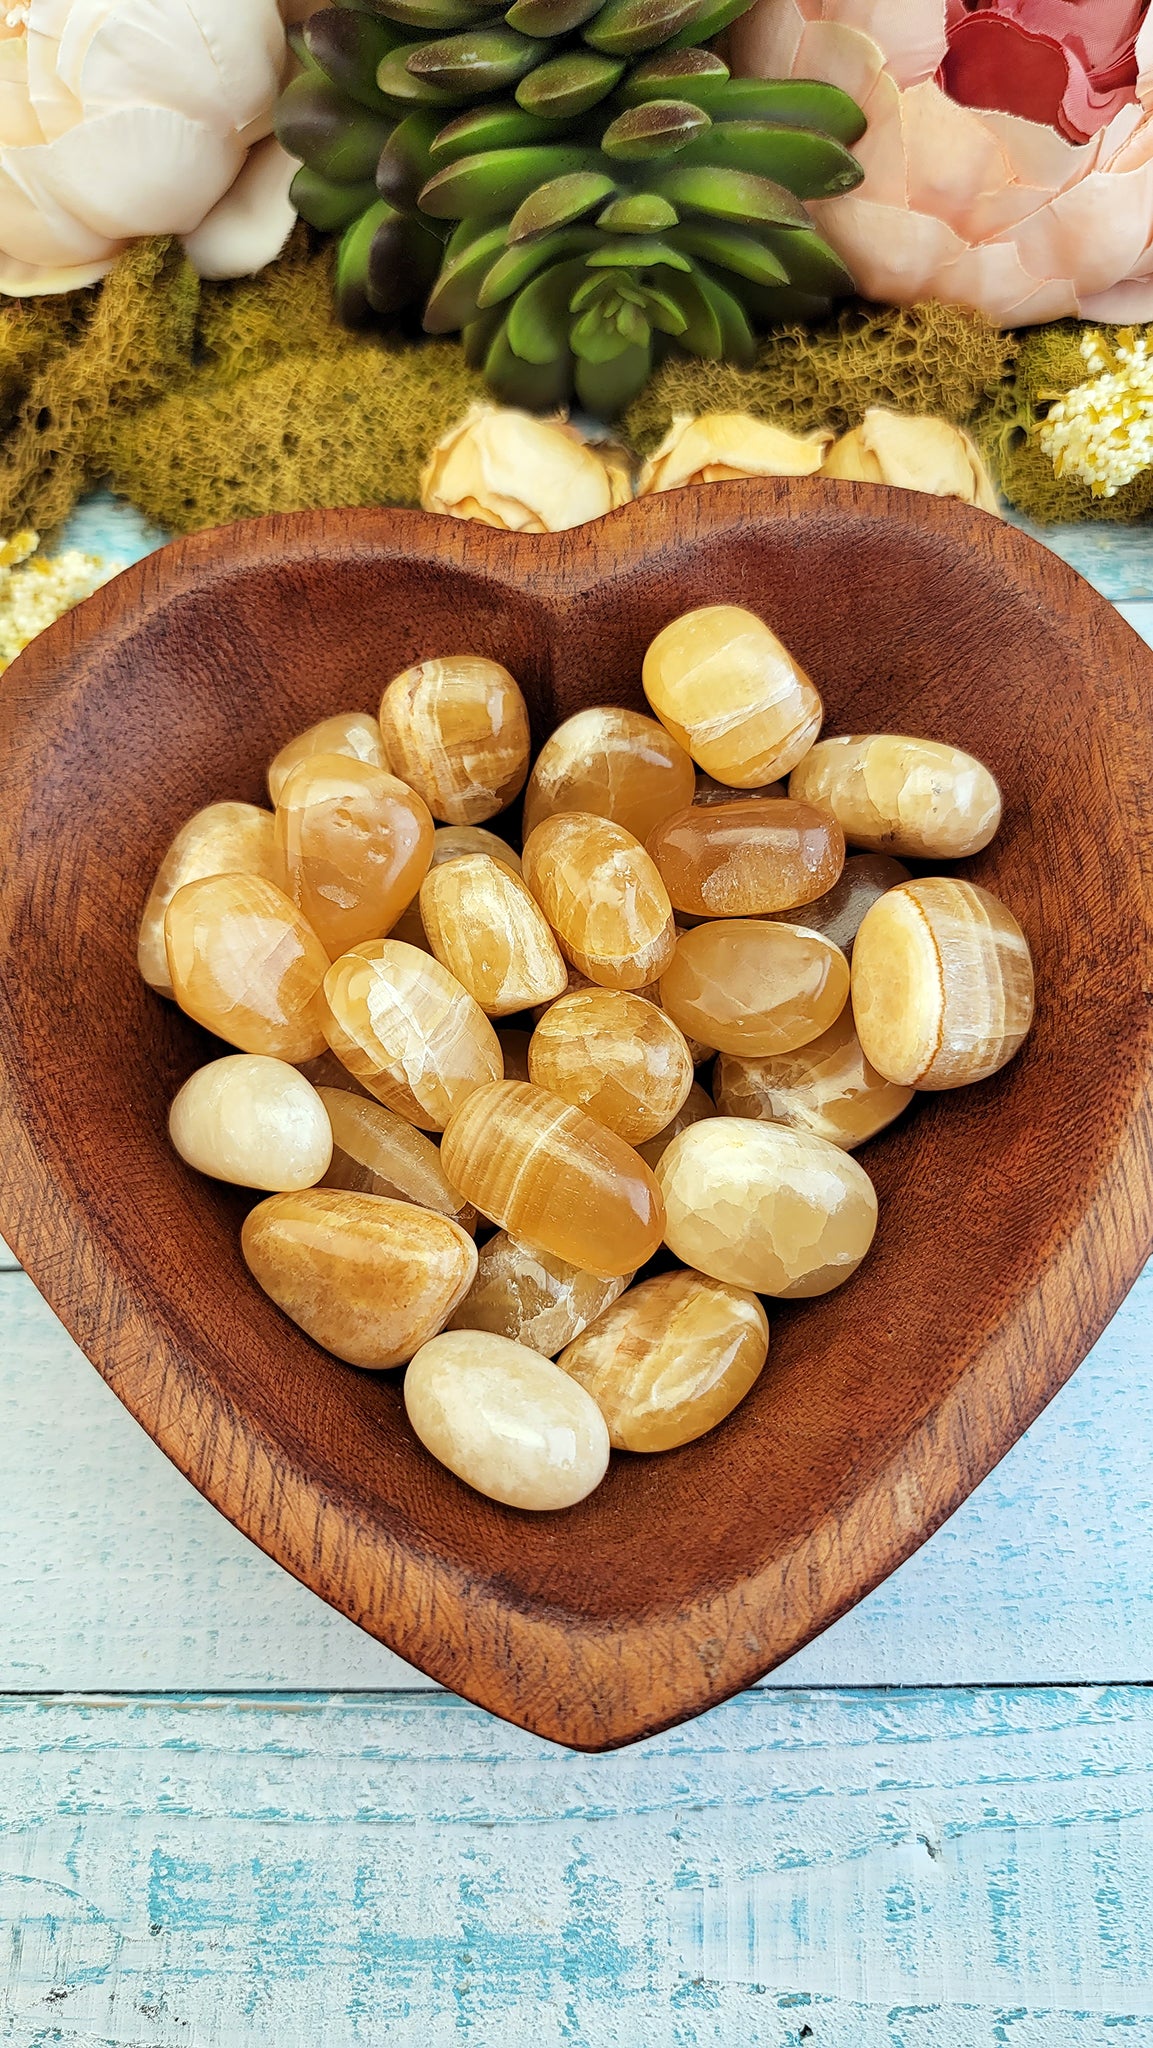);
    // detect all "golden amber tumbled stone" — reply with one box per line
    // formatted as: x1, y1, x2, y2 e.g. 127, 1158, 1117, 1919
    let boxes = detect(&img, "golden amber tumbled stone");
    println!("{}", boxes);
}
139, 801, 279, 997
323, 939, 502, 1130
388, 825, 523, 957
528, 988, 693, 1143
660, 919, 849, 1058
789, 735, 1002, 858
404, 1331, 610, 1510
441, 1081, 665, 1277
267, 711, 385, 806
715, 1006, 914, 1151
635, 1079, 717, 1169
318, 1087, 476, 1231
420, 854, 568, 1017
169, 1055, 333, 1192
647, 799, 845, 917
378, 656, 530, 824
852, 877, 1035, 1090
522, 706, 696, 842
557, 1269, 768, 1452
164, 872, 330, 1062
657, 1117, 878, 1297
642, 604, 823, 787
275, 755, 434, 960
769, 852, 909, 959
242, 1188, 477, 1368
447, 1231, 630, 1353
521, 811, 676, 991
